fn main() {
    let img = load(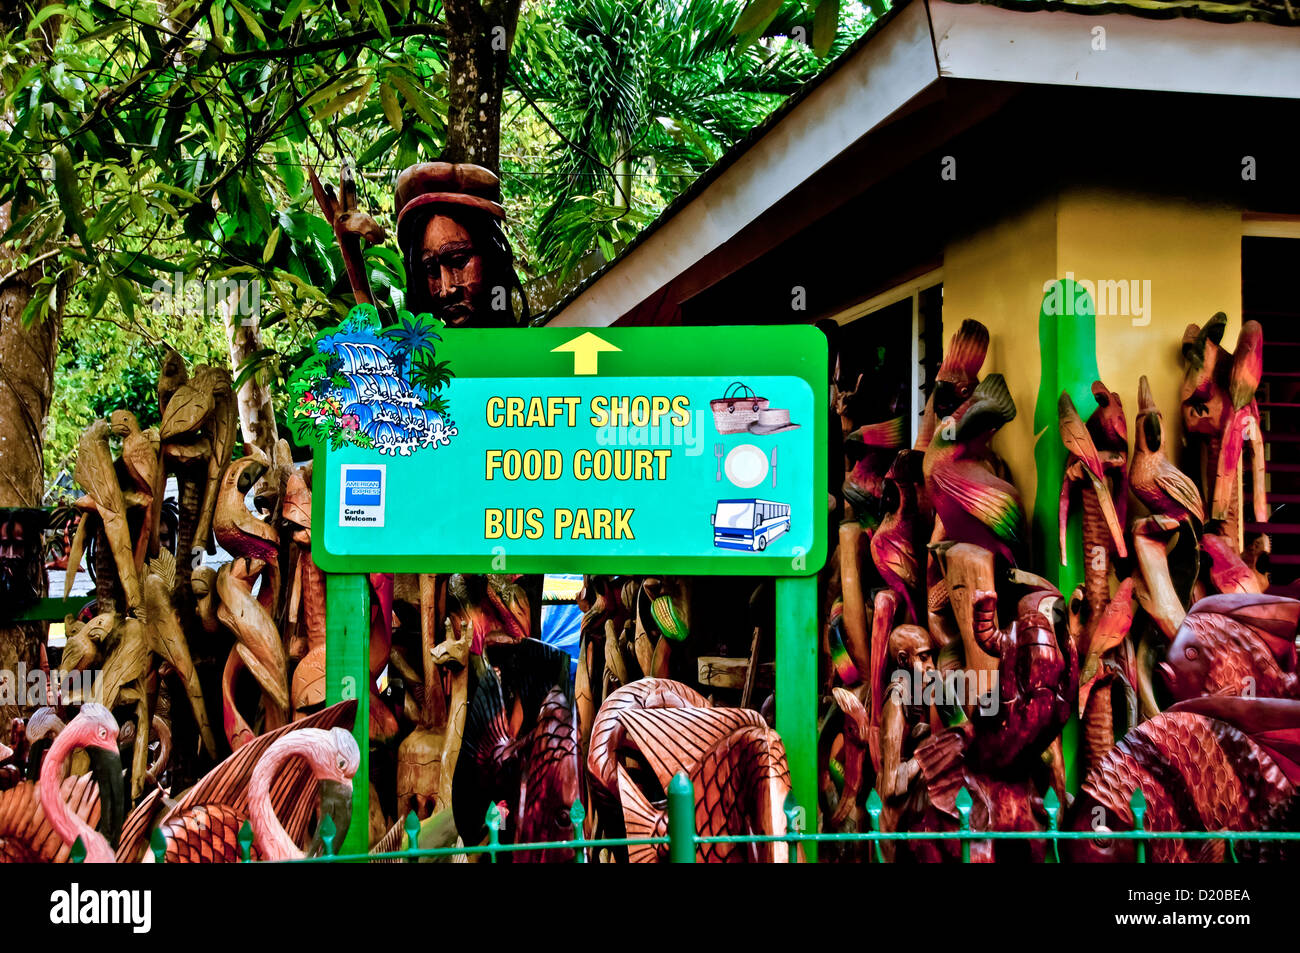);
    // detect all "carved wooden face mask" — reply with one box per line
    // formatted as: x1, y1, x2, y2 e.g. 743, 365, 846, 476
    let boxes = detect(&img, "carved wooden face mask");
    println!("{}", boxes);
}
421, 213, 485, 328
0, 510, 44, 611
